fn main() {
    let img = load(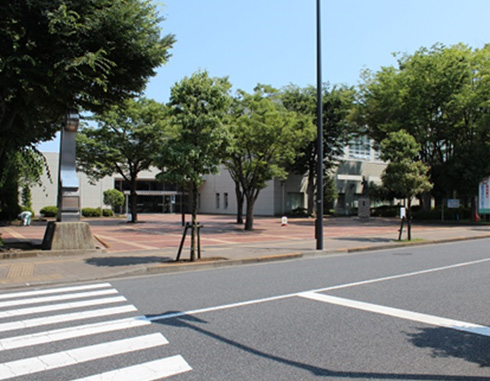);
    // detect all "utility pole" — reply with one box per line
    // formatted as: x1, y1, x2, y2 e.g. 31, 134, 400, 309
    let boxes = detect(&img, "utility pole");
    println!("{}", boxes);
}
316, 0, 324, 250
